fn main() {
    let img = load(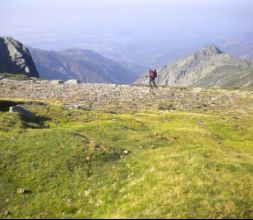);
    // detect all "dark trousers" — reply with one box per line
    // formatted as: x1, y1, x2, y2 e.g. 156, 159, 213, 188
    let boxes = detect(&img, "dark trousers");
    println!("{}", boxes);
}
149, 78, 158, 88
